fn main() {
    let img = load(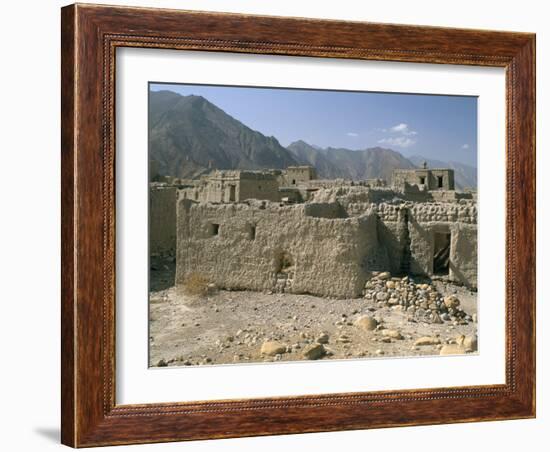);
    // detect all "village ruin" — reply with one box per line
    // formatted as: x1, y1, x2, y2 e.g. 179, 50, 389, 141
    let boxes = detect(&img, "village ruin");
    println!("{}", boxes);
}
150, 163, 477, 297
149, 163, 478, 367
